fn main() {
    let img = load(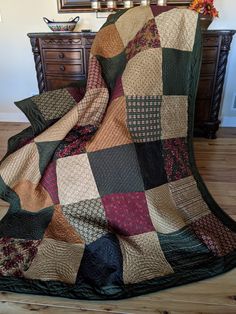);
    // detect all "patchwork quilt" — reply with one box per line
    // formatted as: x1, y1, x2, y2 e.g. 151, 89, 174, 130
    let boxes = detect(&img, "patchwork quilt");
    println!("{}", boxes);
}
0, 6, 236, 300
